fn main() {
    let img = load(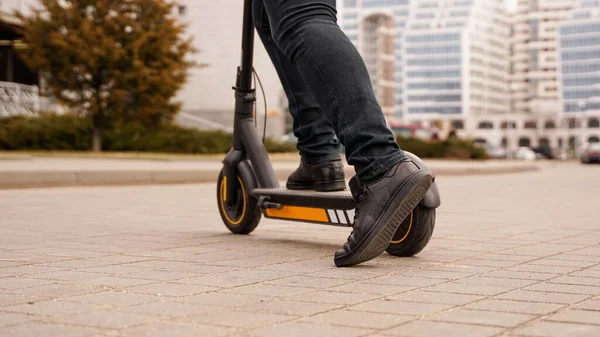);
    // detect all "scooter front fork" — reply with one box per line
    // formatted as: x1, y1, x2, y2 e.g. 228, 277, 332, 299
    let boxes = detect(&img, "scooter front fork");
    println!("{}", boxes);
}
222, 149, 244, 208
